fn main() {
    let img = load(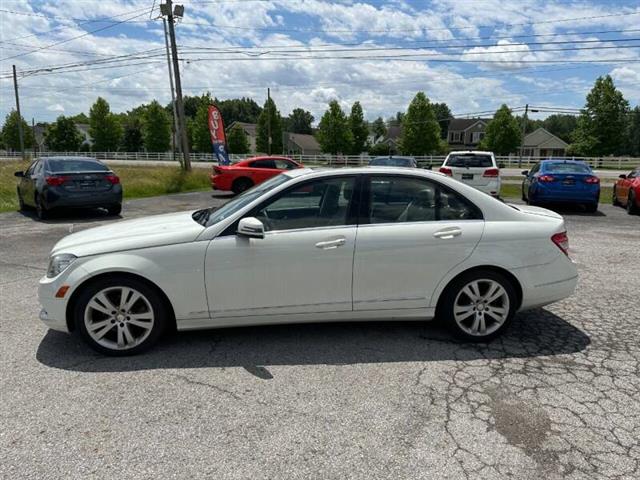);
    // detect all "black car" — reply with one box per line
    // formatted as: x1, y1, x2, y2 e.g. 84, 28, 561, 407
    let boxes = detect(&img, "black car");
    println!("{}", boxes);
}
15, 156, 123, 219
368, 156, 418, 168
